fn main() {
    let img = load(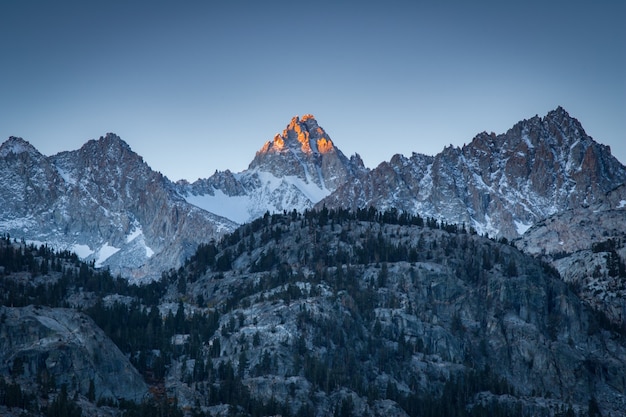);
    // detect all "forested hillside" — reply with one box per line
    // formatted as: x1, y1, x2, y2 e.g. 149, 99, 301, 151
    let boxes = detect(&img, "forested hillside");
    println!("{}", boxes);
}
1, 208, 625, 416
